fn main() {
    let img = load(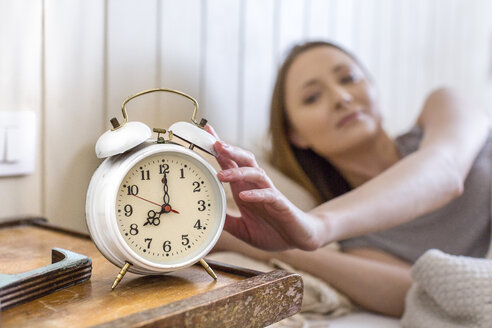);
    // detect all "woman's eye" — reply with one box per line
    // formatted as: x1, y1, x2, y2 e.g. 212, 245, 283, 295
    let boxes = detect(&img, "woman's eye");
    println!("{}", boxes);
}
340, 73, 359, 84
303, 92, 320, 105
